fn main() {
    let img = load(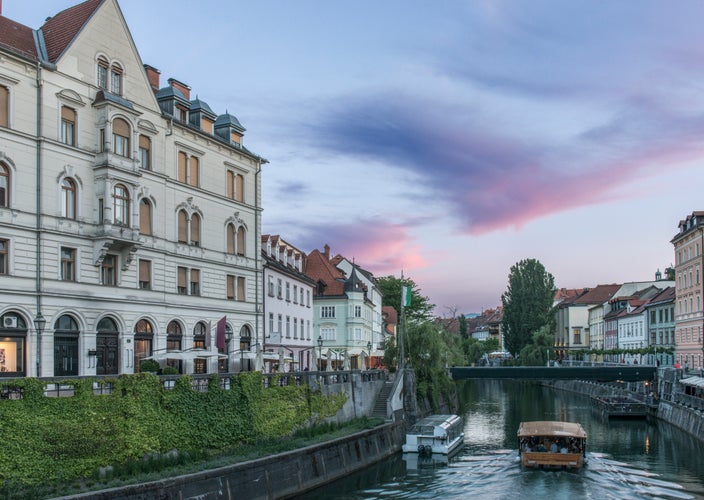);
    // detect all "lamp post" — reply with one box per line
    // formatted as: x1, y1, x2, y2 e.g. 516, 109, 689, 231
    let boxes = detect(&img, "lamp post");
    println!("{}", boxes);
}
367, 341, 372, 370
317, 335, 323, 371
33, 313, 46, 378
